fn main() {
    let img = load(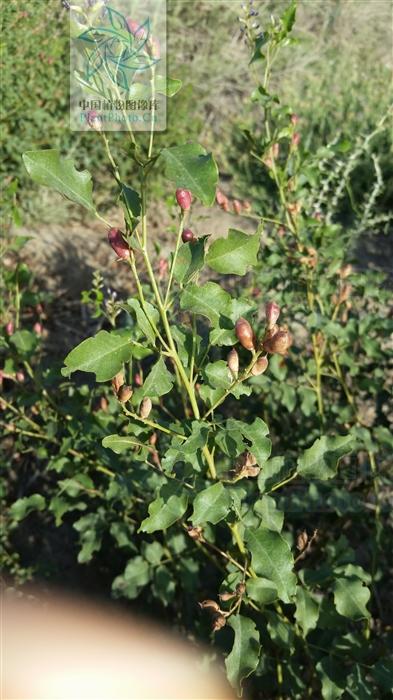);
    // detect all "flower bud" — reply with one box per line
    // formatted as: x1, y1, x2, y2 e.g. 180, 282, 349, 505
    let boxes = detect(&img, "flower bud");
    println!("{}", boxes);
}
140, 396, 152, 419
5, 321, 14, 336
112, 372, 125, 394
86, 110, 102, 131
263, 329, 292, 356
227, 348, 239, 378
181, 228, 195, 243
198, 600, 220, 612
251, 355, 269, 376
235, 317, 256, 351
16, 371, 25, 383
291, 114, 299, 125
242, 200, 251, 211
108, 228, 131, 259
187, 525, 203, 541
176, 188, 192, 211
147, 36, 160, 58
212, 614, 226, 632
117, 385, 133, 403
235, 582, 246, 596
297, 530, 308, 551
232, 199, 242, 215
33, 322, 43, 335
265, 301, 280, 330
